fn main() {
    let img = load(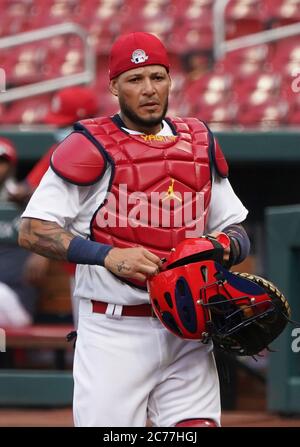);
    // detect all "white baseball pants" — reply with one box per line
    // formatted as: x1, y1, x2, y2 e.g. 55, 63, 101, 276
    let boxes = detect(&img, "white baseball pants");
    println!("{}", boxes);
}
73, 298, 221, 427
